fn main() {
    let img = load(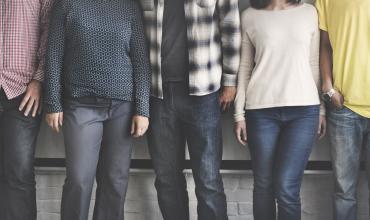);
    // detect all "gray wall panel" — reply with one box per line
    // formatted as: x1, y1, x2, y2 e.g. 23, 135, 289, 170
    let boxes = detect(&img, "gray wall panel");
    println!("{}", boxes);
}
35, 0, 330, 162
